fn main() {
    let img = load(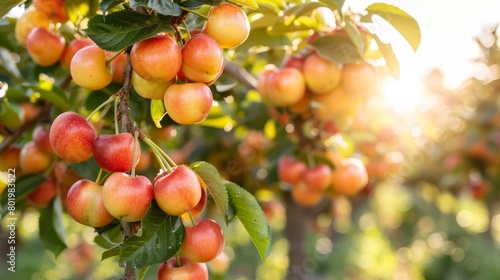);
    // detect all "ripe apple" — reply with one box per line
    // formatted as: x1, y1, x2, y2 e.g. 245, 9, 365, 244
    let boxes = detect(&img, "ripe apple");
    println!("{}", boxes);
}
267, 67, 306, 106
135, 150, 152, 172
181, 183, 208, 220
60, 38, 95, 70
291, 181, 324, 206
283, 55, 306, 72
341, 62, 377, 95
303, 163, 332, 191
257, 64, 279, 103
181, 219, 225, 263
66, 179, 115, 228
288, 91, 311, 114
277, 156, 307, 184
181, 34, 224, 84
0, 145, 21, 170
14, 6, 50, 46
70, 45, 113, 90
54, 161, 82, 188
33, 0, 68, 23
303, 53, 342, 95
19, 141, 52, 174
26, 27, 66, 67
132, 70, 175, 100
163, 83, 213, 125
102, 172, 154, 222
208, 251, 230, 275
330, 157, 368, 196
157, 256, 208, 280
130, 35, 182, 82
202, 2, 250, 48
109, 51, 127, 83
92, 133, 140, 173
154, 165, 202, 216
27, 176, 57, 207
33, 125, 55, 155
311, 86, 362, 120
50, 112, 97, 163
